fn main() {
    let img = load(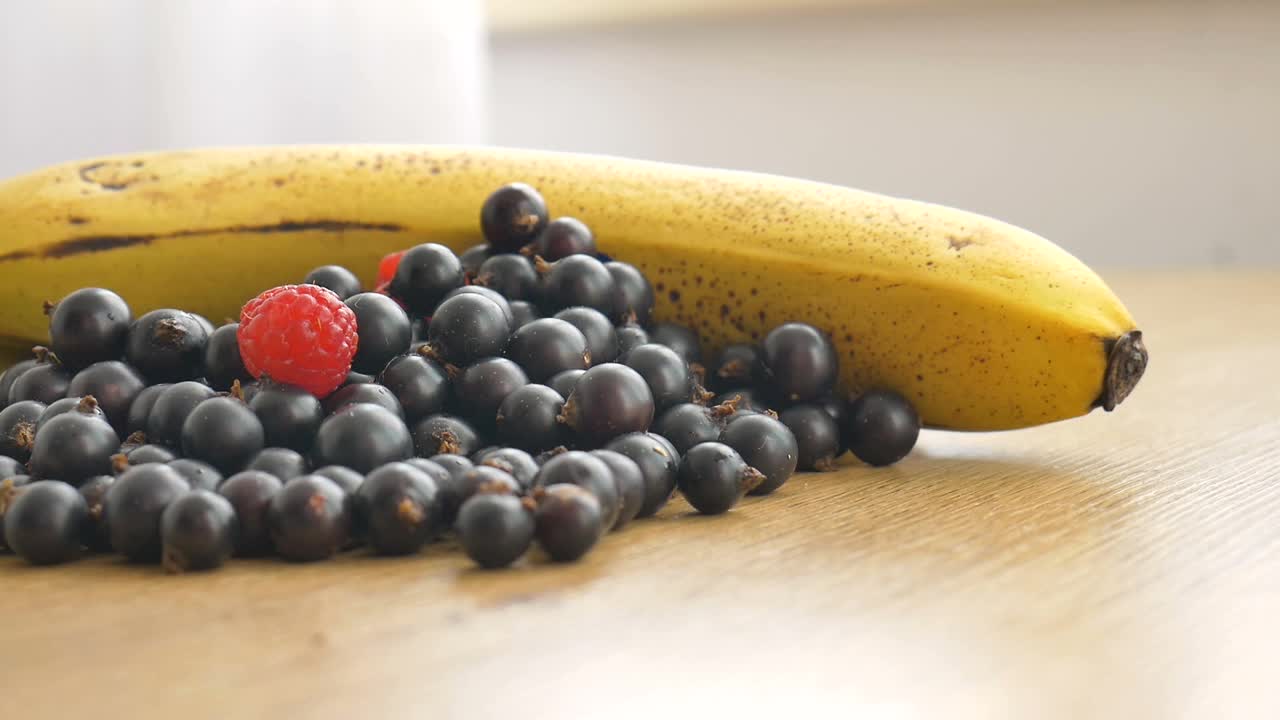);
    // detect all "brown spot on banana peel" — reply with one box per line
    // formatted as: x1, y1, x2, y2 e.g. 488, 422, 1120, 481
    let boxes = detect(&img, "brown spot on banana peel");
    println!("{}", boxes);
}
1097, 330, 1148, 411
0, 220, 405, 262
